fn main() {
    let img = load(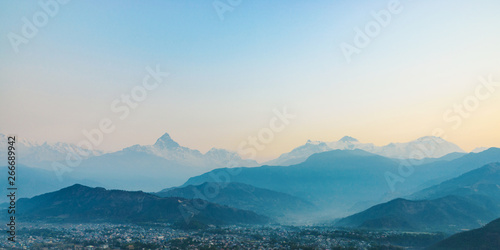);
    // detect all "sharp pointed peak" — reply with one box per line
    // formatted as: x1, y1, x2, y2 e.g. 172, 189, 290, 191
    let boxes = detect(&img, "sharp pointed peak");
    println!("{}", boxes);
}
158, 132, 172, 140
154, 132, 180, 148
